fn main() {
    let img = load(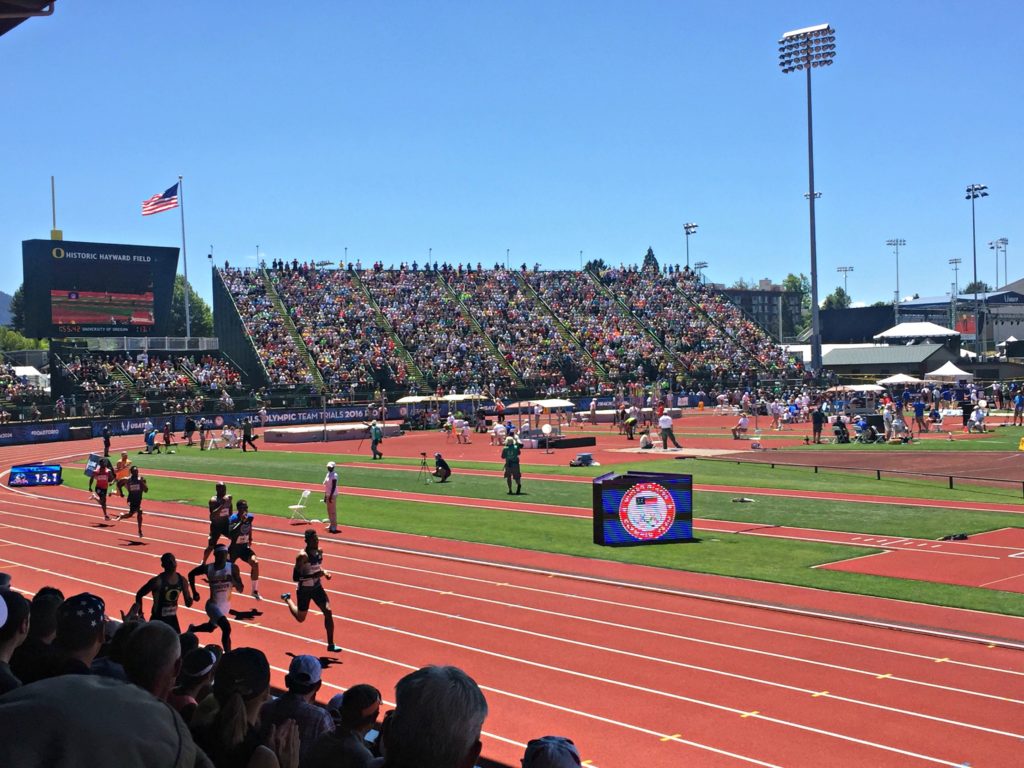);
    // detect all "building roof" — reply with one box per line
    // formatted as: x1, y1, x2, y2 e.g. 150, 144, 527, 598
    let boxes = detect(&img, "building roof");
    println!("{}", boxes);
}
821, 344, 946, 367
873, 322, 959, 340
0, 1, 55, 39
